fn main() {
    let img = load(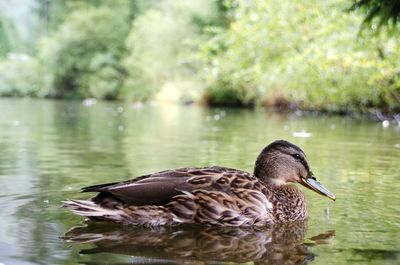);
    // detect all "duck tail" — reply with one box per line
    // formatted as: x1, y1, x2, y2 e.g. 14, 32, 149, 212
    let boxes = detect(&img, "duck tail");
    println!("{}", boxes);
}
62, 199, 178, 226
62, 199, 128, 224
